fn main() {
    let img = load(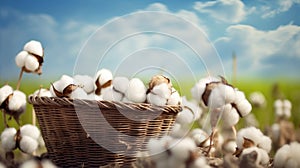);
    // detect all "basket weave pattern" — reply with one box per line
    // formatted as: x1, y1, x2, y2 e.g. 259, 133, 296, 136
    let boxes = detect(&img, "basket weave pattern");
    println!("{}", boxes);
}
29, 96, 181, 167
